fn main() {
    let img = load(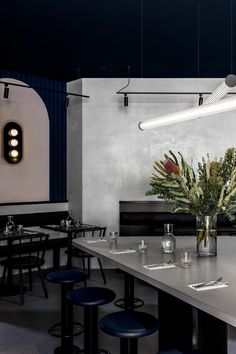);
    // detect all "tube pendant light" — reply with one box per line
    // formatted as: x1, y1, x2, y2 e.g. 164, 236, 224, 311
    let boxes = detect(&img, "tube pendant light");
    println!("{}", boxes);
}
203, 74, 236, 105
138, 94, 236, 131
